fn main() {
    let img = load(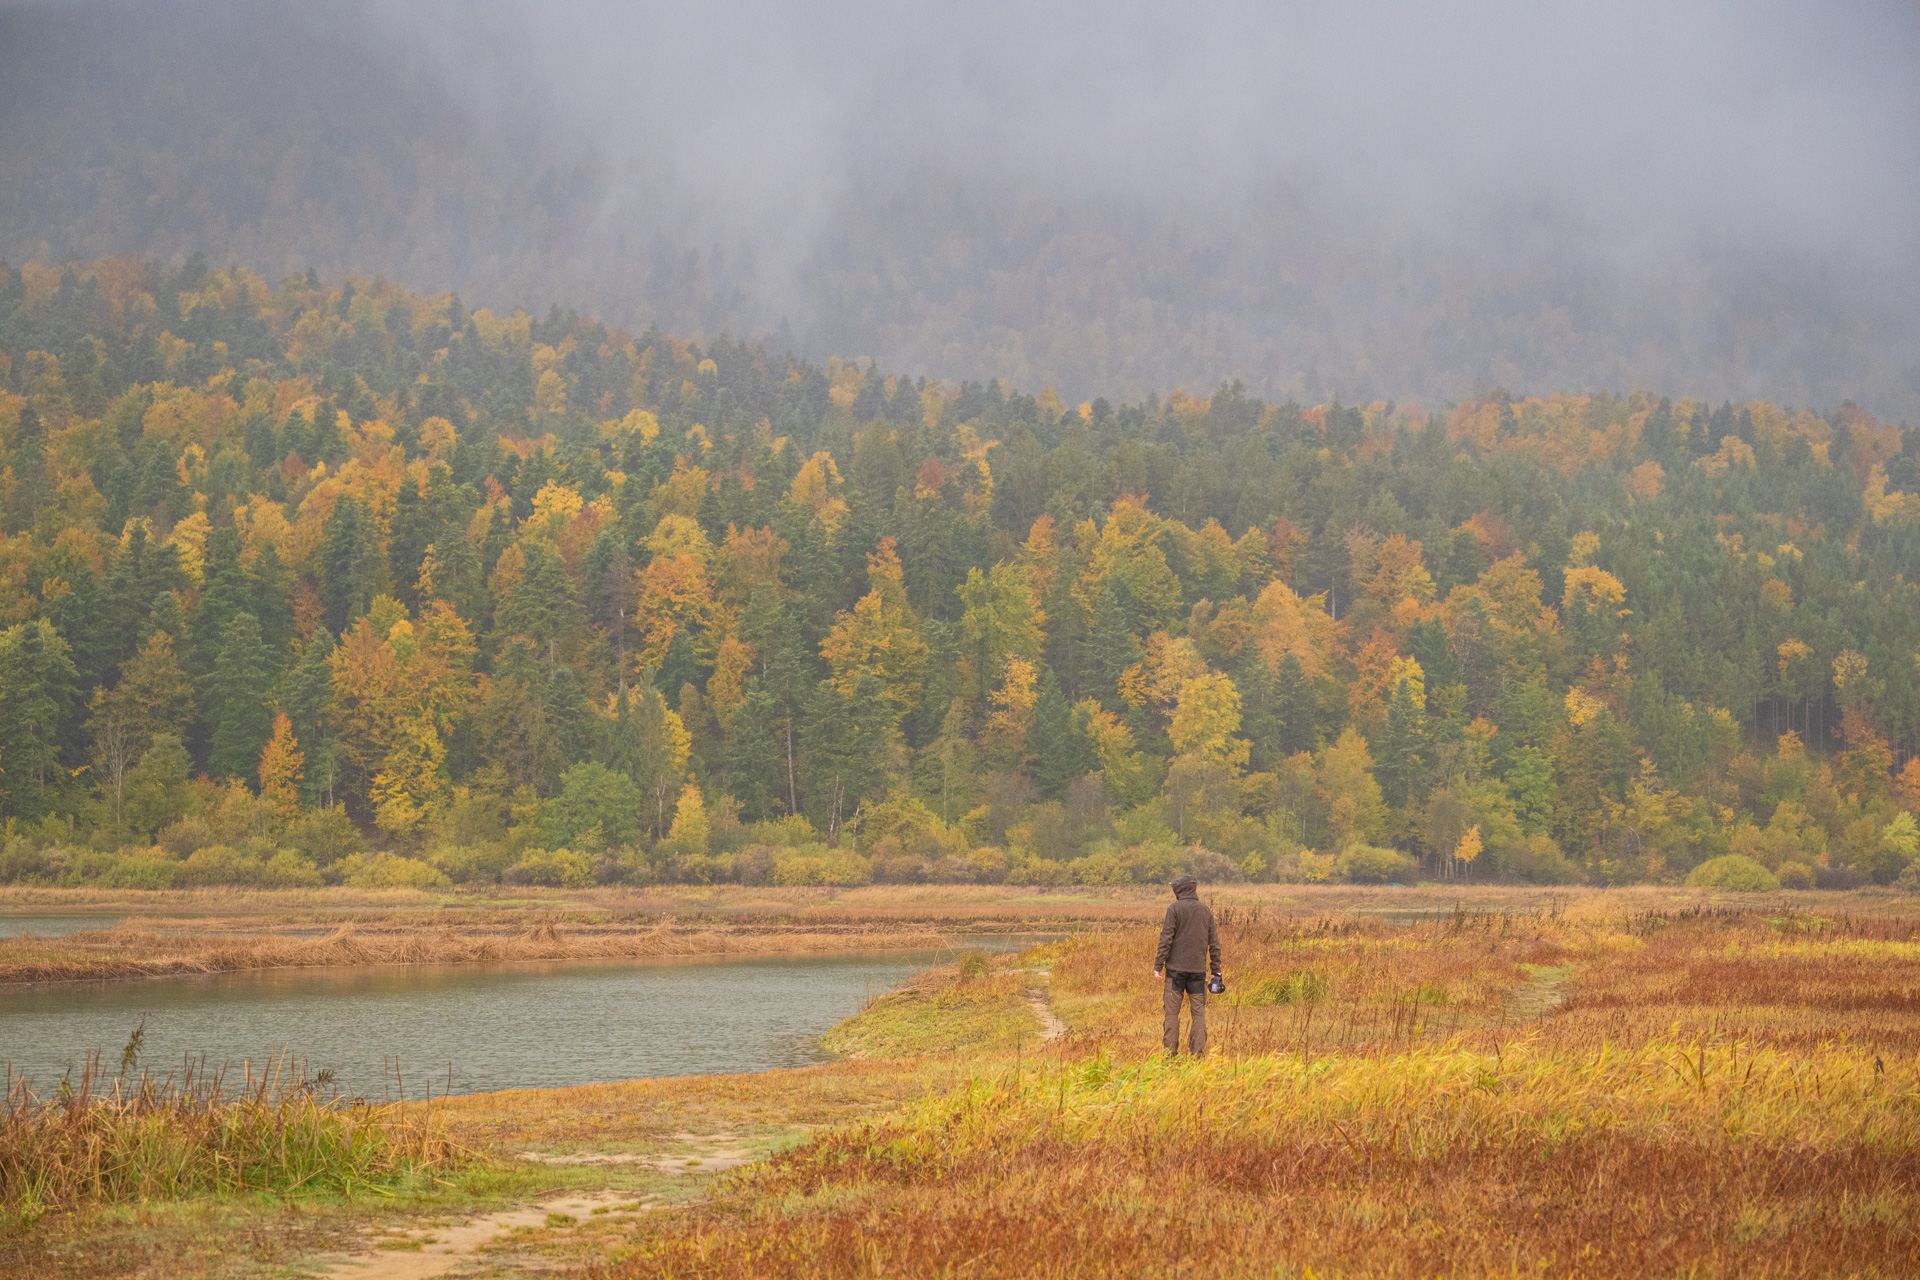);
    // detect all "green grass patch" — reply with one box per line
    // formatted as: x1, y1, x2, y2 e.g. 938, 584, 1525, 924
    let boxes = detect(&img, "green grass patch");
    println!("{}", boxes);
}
823, 969, 1041, 1058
